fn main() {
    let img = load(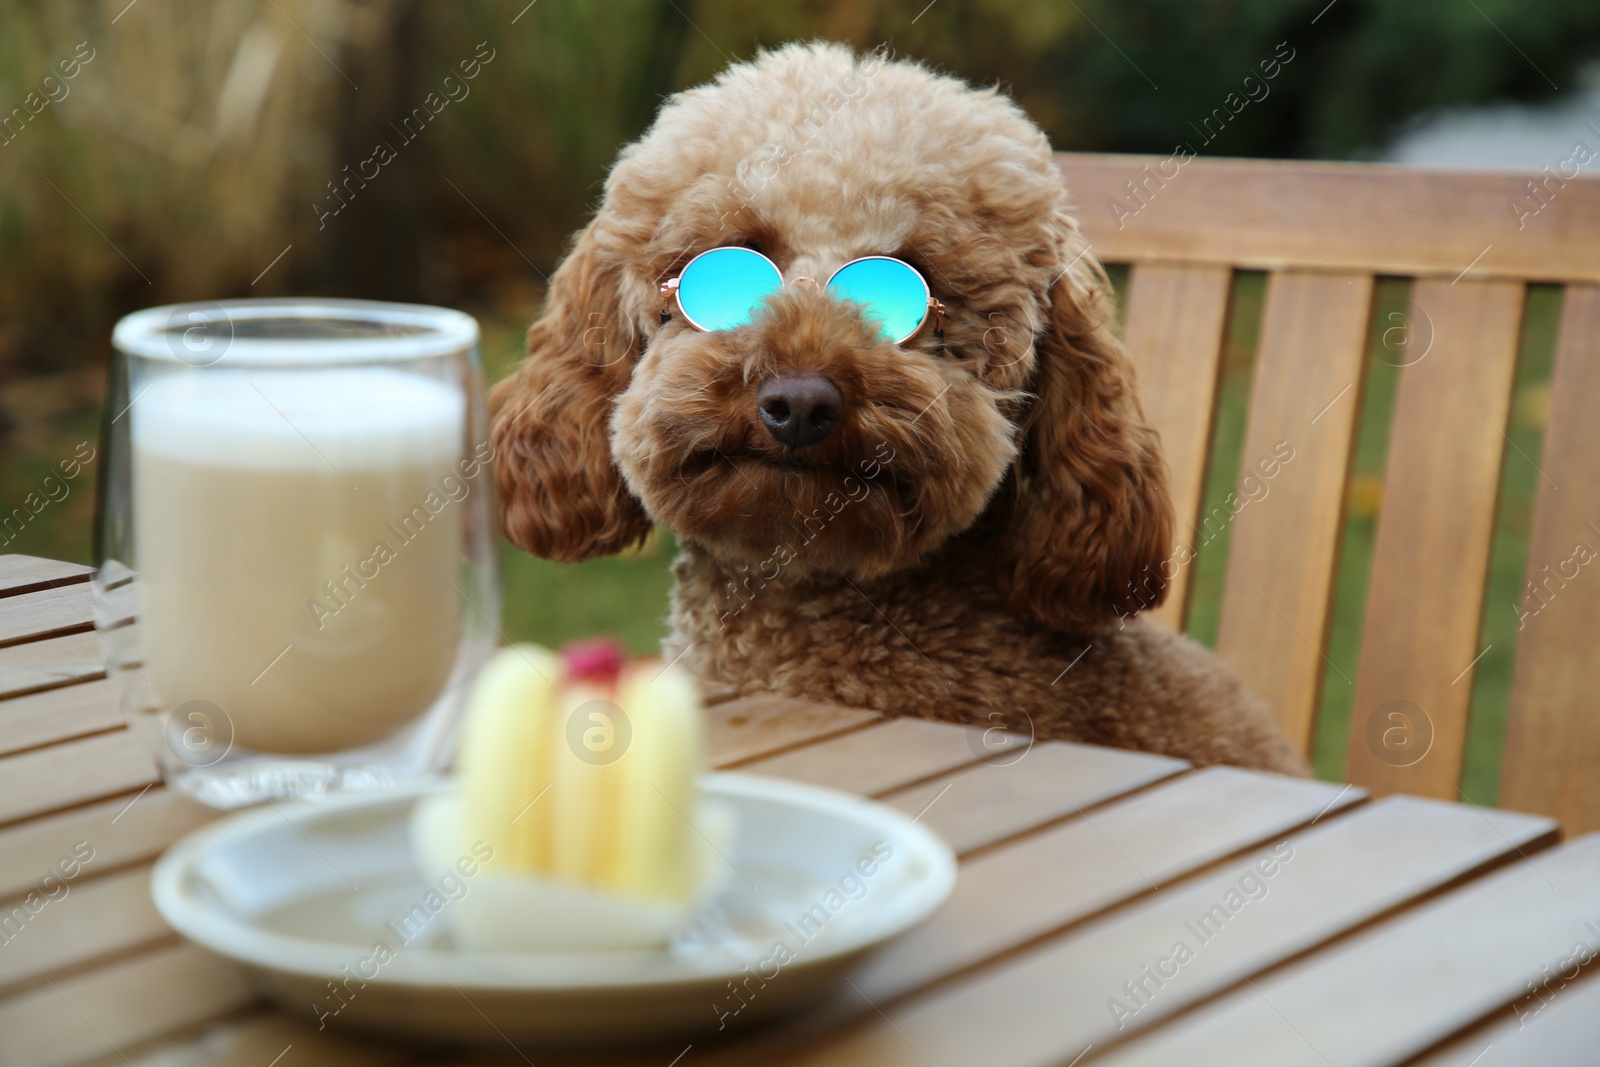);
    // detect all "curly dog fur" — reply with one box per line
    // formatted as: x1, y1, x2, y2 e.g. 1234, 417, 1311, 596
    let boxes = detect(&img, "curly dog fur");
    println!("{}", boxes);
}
489, 42, 1306, 774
